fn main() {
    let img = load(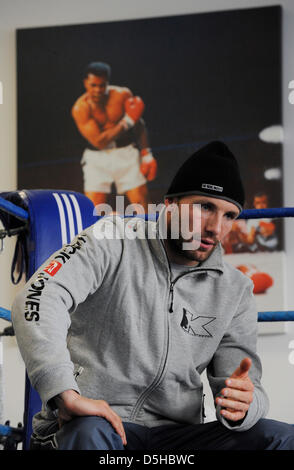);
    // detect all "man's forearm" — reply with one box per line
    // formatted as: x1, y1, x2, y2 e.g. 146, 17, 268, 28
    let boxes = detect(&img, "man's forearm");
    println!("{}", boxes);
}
93, 121, 126, 149
133, 119, 150, 151
48, 389, 78, 411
